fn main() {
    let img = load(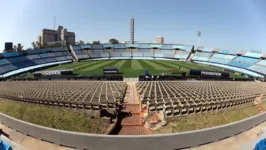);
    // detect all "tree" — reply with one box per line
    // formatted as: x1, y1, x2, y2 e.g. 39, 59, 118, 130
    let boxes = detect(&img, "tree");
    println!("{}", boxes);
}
5, 43, 24, 52
109, 38, 119, 44
13, 45, 17, 51
35, 42, 42, 49
76, 40, 85, 45
79, 40, 85, 45
32, 42, 37, 49
92, 41, 101, 44
86, 42, 91, 44
17, 43, 23, 52
52, 42, 62, 48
